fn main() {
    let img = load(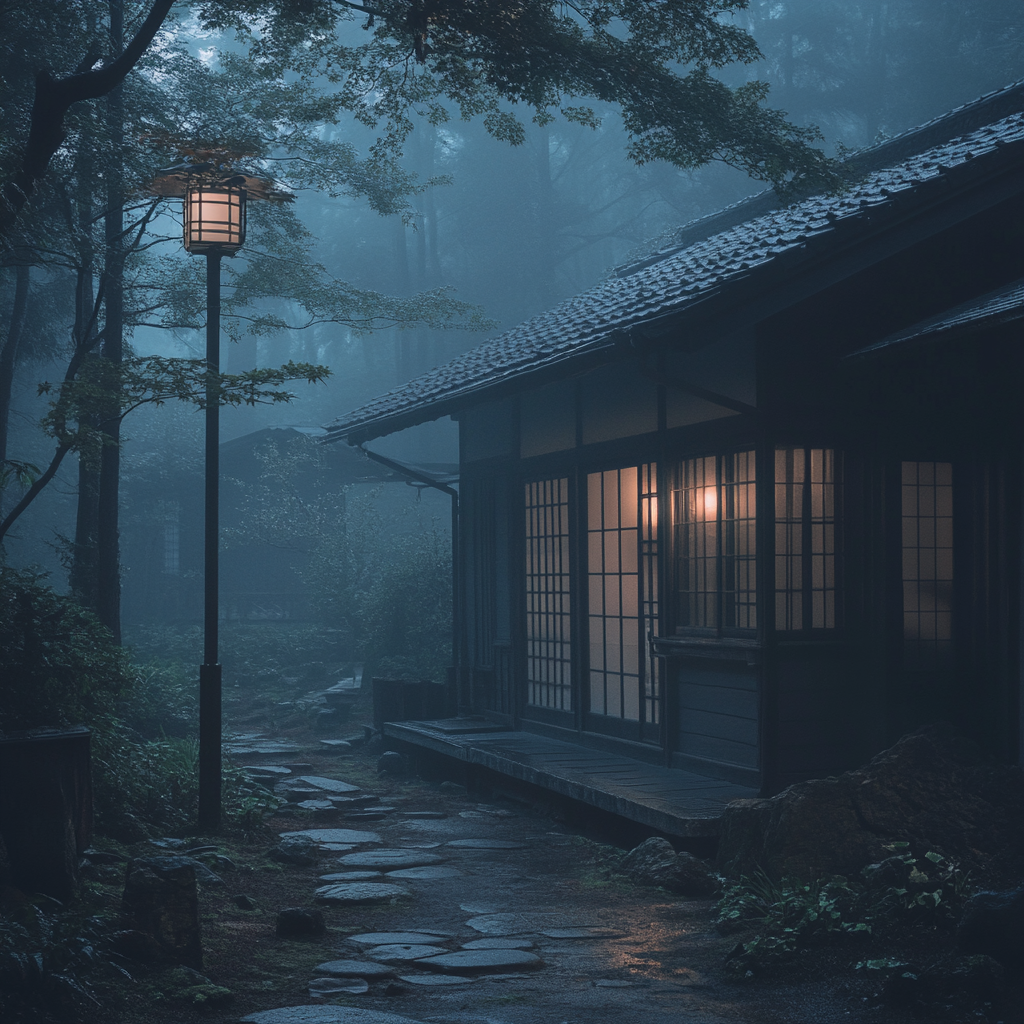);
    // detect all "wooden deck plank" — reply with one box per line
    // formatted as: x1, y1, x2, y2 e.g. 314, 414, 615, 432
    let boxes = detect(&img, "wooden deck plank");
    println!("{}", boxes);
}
383, 720, 758, 838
